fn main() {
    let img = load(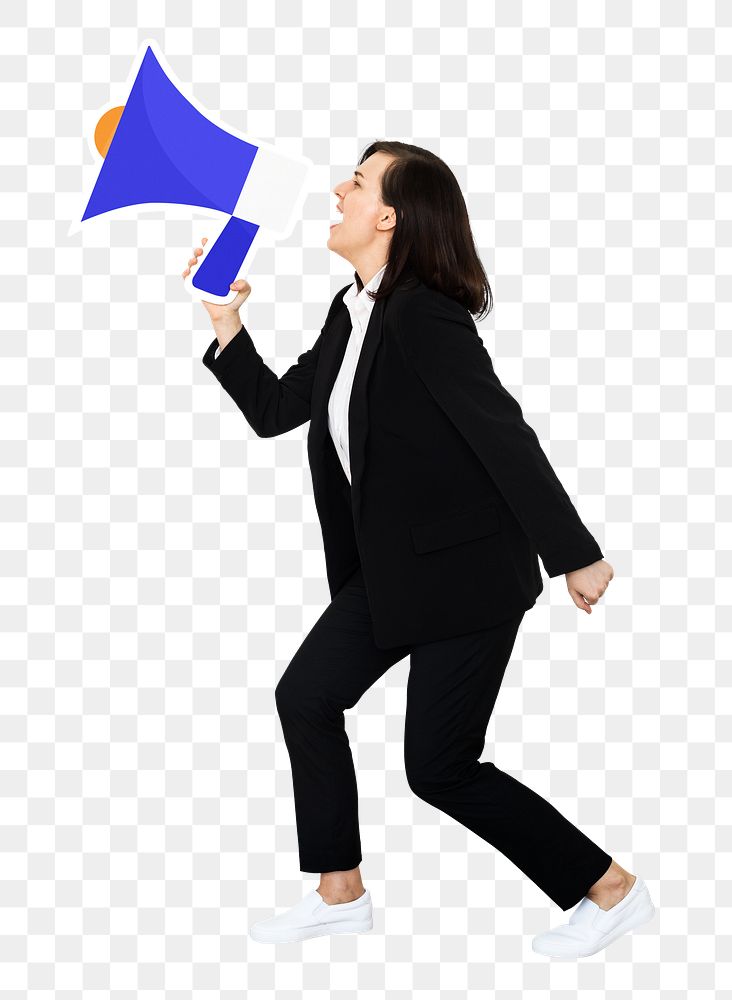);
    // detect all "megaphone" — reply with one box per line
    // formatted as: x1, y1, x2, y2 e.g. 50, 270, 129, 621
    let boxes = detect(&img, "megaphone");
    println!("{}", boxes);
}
71, 39, 313, 304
